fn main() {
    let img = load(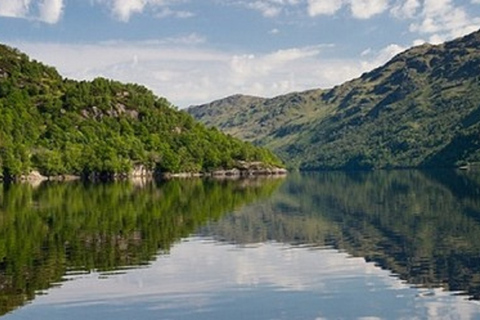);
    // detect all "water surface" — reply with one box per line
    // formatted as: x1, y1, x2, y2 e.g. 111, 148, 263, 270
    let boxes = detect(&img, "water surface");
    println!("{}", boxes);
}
1, 171, 480, 319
